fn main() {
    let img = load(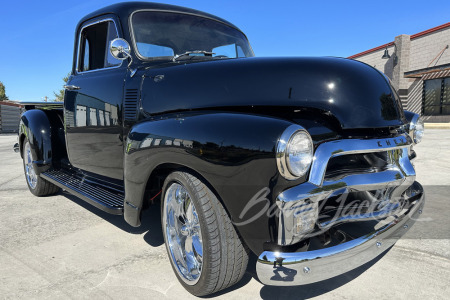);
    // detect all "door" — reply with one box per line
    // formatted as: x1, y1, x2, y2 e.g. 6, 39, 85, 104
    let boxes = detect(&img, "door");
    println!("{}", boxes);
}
64, 17, 126, 180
